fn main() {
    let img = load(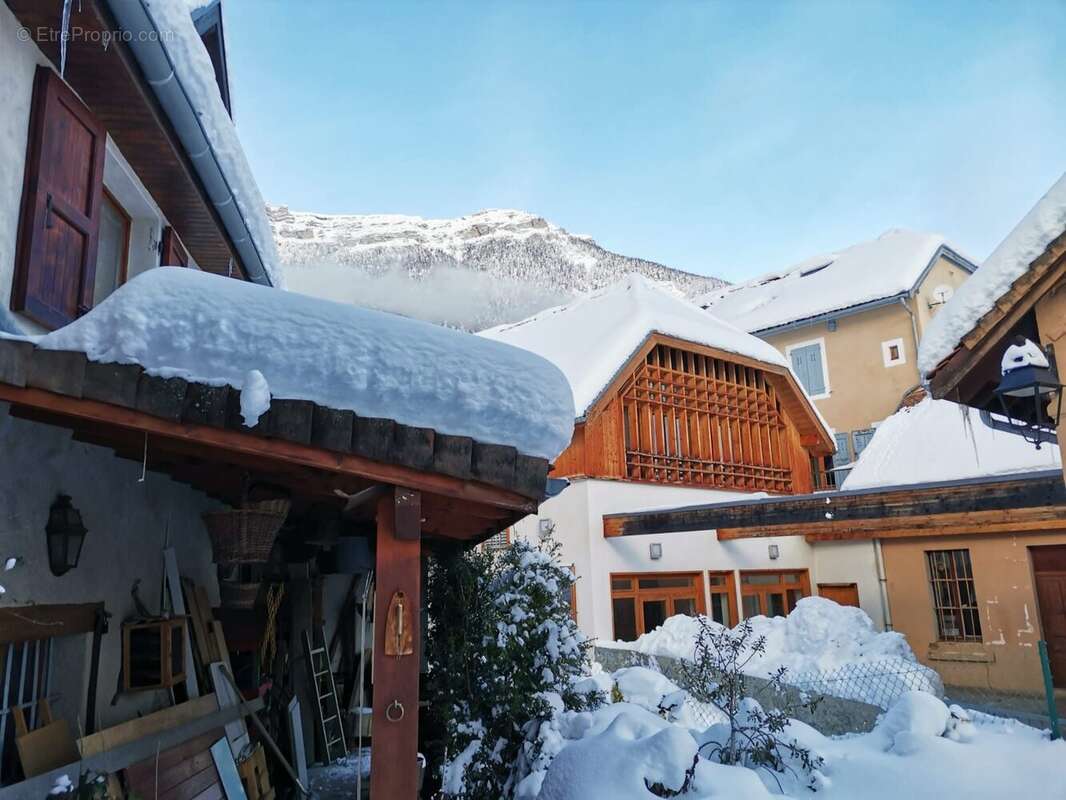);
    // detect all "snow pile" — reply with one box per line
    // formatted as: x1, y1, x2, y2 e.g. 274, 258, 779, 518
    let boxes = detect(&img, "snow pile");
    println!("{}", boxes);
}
35, 268, 575, 460
704, 229, 971, 333
614, 597, 915, 674
841, 397, 1060, 490
481, 274, 798, 418
528, 680, 1066, 800
142, 1, 284, 288
239, 369, 270, 427
919, 172, 1066, 376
